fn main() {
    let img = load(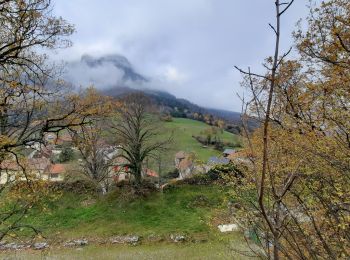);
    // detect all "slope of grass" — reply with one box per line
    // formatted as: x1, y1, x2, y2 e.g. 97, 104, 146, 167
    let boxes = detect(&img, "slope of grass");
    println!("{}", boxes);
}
163, 118, 240, 162
23, 185, 231, 239
10, 184, 253, 258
